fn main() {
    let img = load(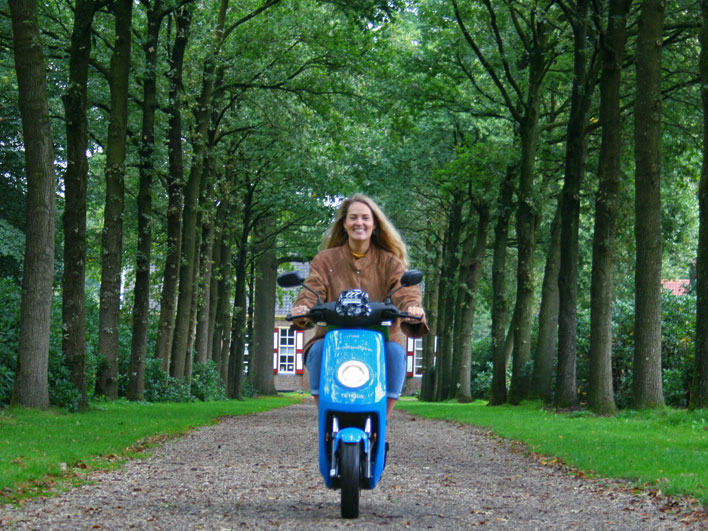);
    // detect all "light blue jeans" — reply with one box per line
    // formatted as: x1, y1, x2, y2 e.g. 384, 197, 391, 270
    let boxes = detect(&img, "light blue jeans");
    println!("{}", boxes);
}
305, 339, 407, 399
